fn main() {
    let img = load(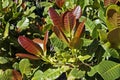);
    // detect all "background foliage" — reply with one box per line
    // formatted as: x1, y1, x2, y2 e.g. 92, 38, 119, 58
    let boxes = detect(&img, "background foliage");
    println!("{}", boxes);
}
0, 0, 120, 80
